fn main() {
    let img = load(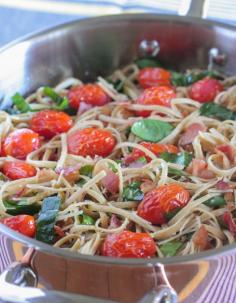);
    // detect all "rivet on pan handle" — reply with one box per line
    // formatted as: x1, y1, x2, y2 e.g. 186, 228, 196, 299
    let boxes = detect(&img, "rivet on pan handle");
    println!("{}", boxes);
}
138, 40, 160, 58
138, 263, 178, 303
